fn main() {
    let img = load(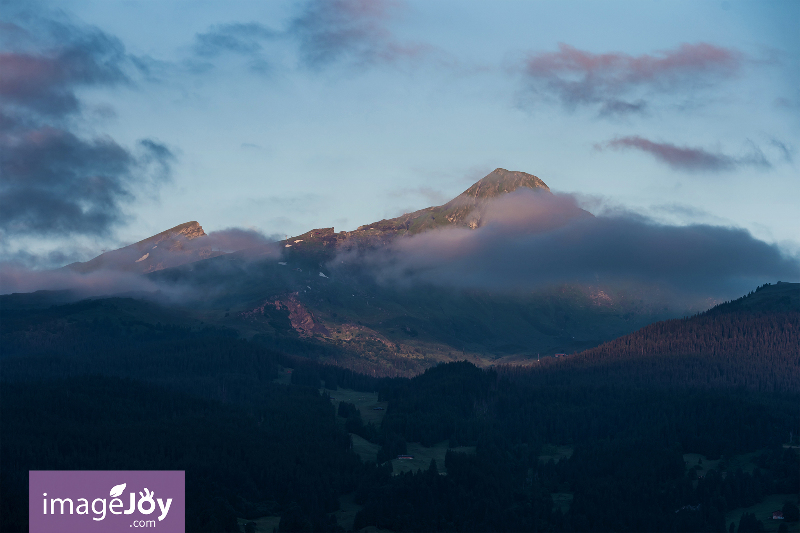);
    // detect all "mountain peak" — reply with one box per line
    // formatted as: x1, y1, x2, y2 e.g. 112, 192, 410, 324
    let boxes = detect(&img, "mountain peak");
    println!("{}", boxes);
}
134, 221, 206, 248
336, 168, 552, 239
63, 221, 220, 275
460, 168, 550, 200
